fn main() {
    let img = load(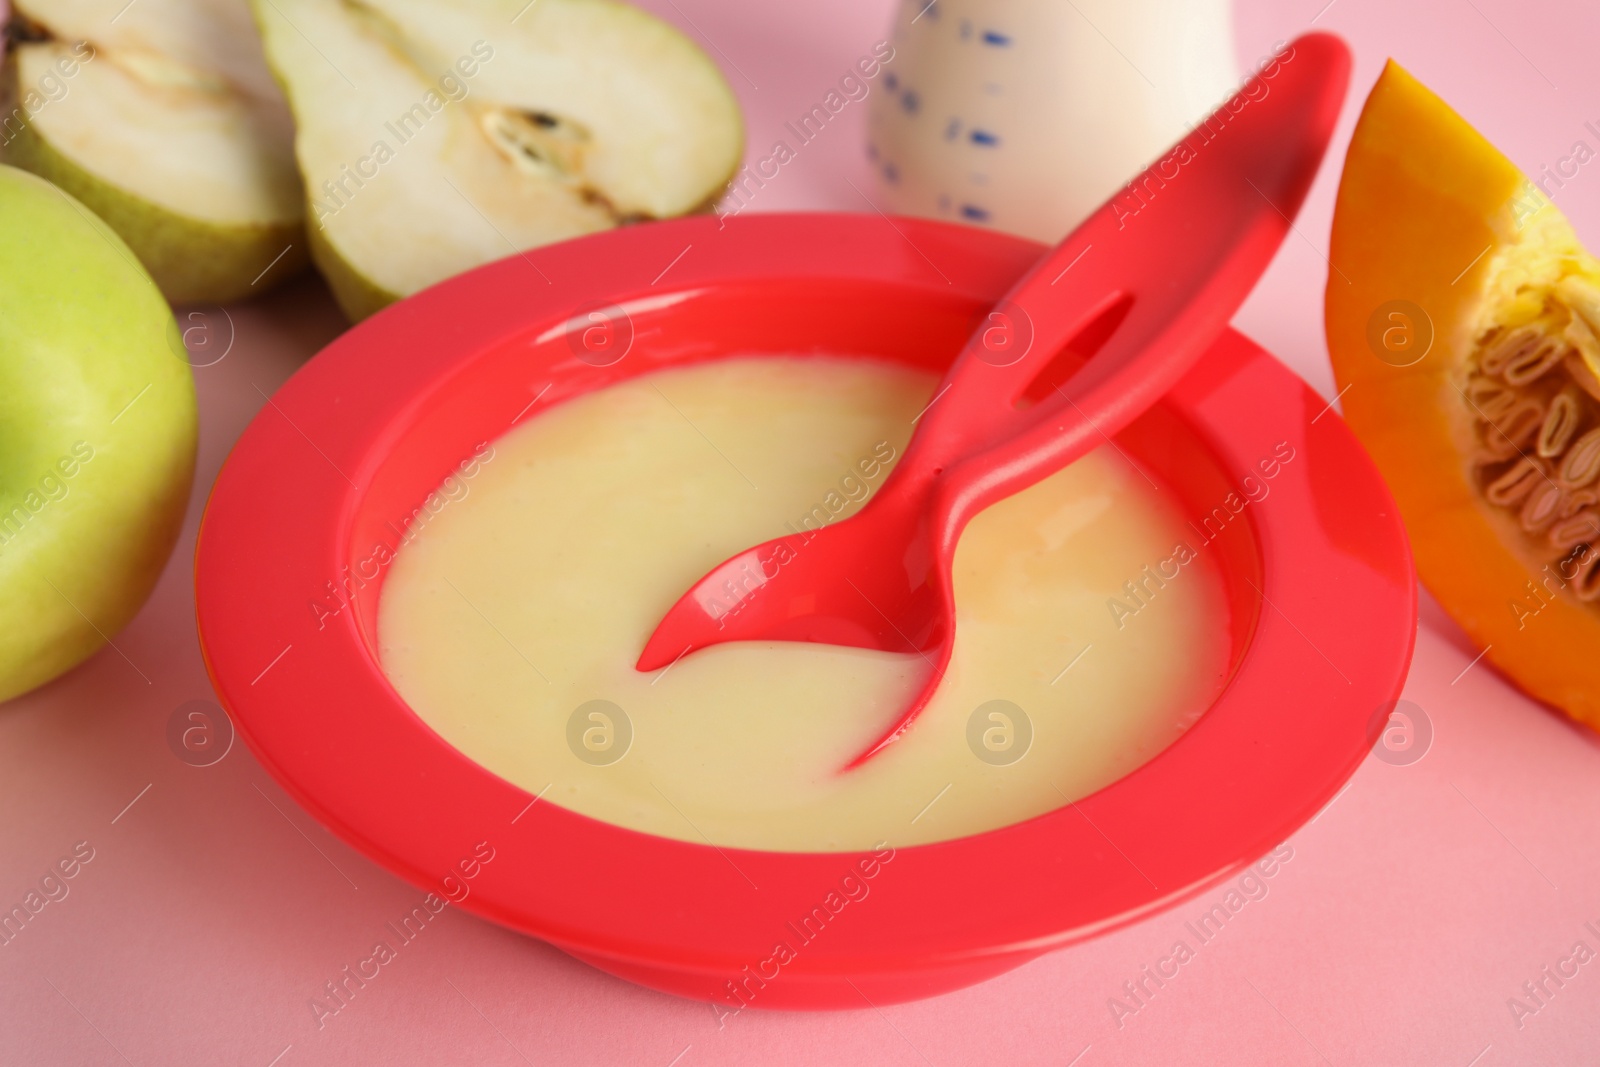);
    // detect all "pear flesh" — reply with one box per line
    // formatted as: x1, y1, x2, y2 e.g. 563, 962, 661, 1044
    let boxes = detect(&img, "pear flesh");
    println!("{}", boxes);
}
253, 0, 744, 320
1, 0, 306, 303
